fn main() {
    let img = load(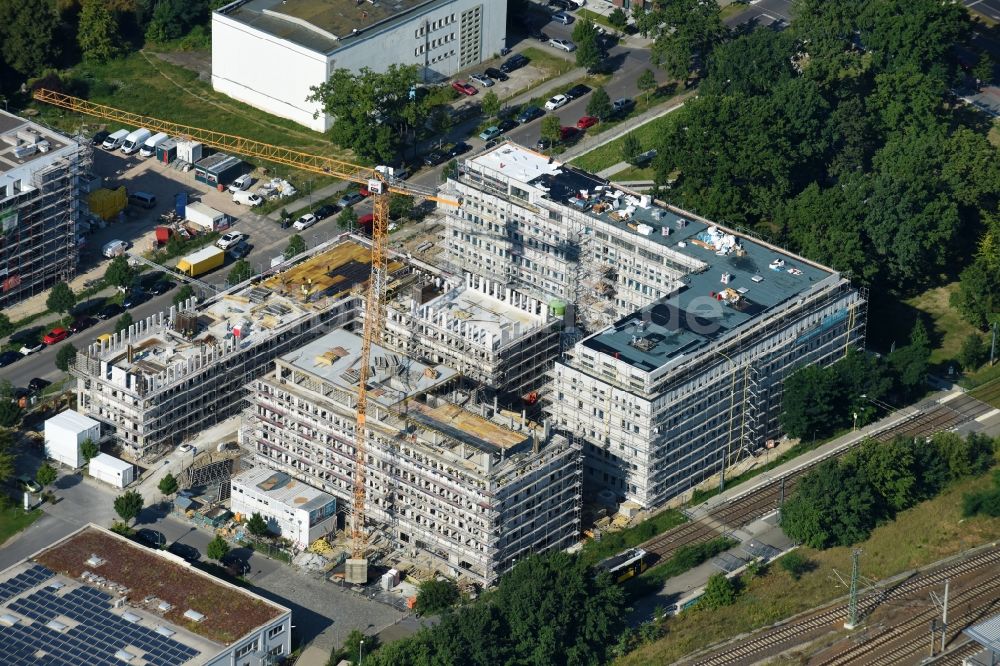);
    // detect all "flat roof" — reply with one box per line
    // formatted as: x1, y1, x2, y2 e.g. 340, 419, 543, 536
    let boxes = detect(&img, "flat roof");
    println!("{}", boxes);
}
467, 143, 837, 372
195, 153, 241, 173
280, 328, 457, 407
0, 526, 287, 664
232, 467, 336, 512
220, 0, 451, 54
89, 453, 132, 473
44, 410, 100, 434
966, 612, 1000, 651
0, 111, 73, 178
403, 400, 531, 452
